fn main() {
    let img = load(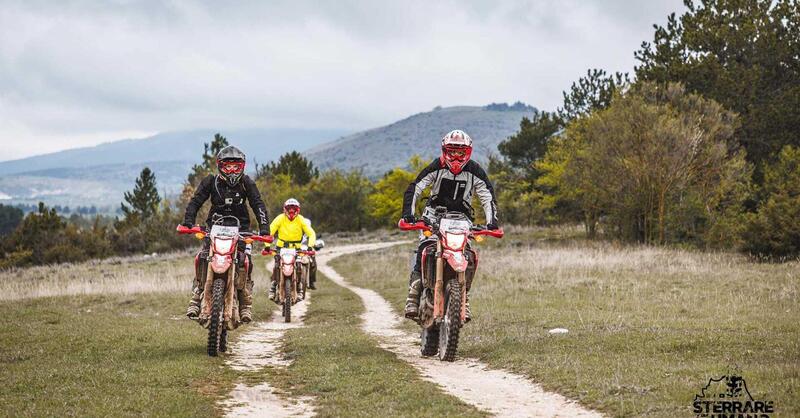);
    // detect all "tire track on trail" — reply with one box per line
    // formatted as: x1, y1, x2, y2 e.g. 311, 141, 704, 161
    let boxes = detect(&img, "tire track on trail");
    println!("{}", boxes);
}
220, 242, 404, 417
318, 244, 604, 418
